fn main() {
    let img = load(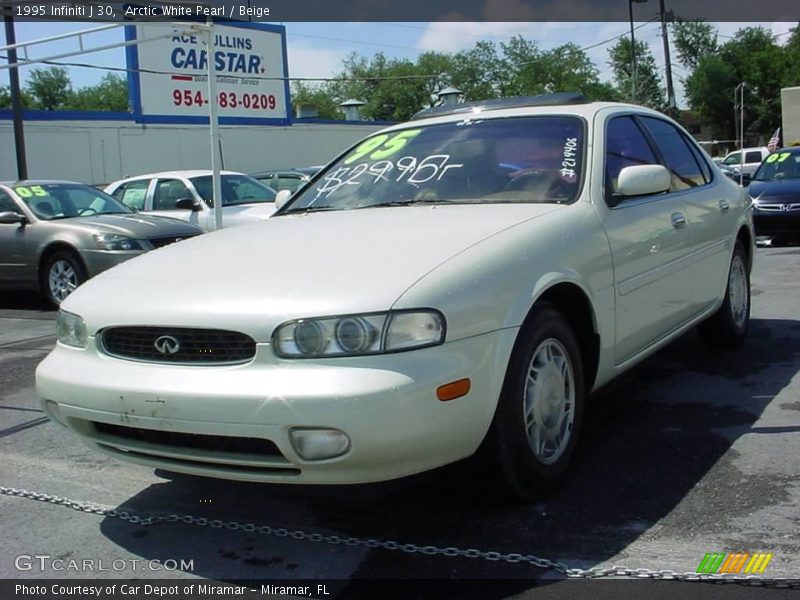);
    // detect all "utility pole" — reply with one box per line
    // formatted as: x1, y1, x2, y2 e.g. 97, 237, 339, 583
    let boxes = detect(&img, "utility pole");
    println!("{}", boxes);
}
3, 13, 28, 180
628, 0, 648, 104
659, 0, 677, 114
